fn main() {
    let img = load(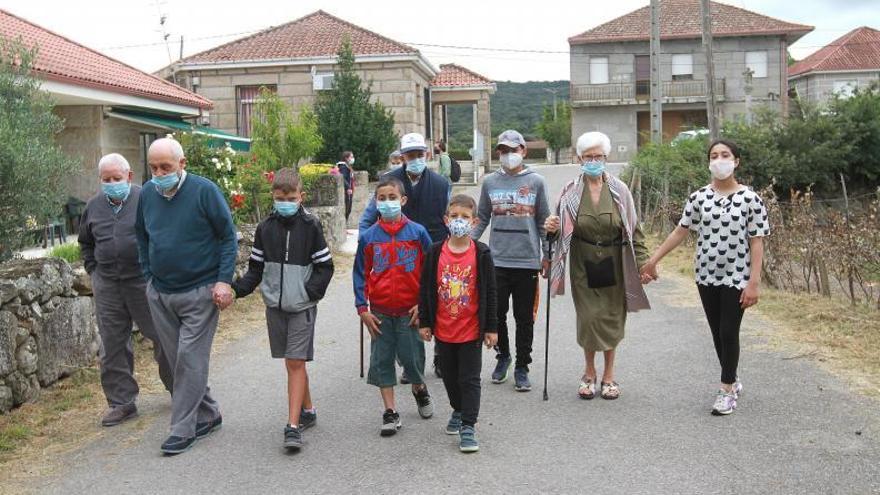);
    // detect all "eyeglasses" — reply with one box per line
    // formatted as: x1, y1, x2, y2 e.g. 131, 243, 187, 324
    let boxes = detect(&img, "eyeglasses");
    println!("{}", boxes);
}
582, 154, 606, 161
